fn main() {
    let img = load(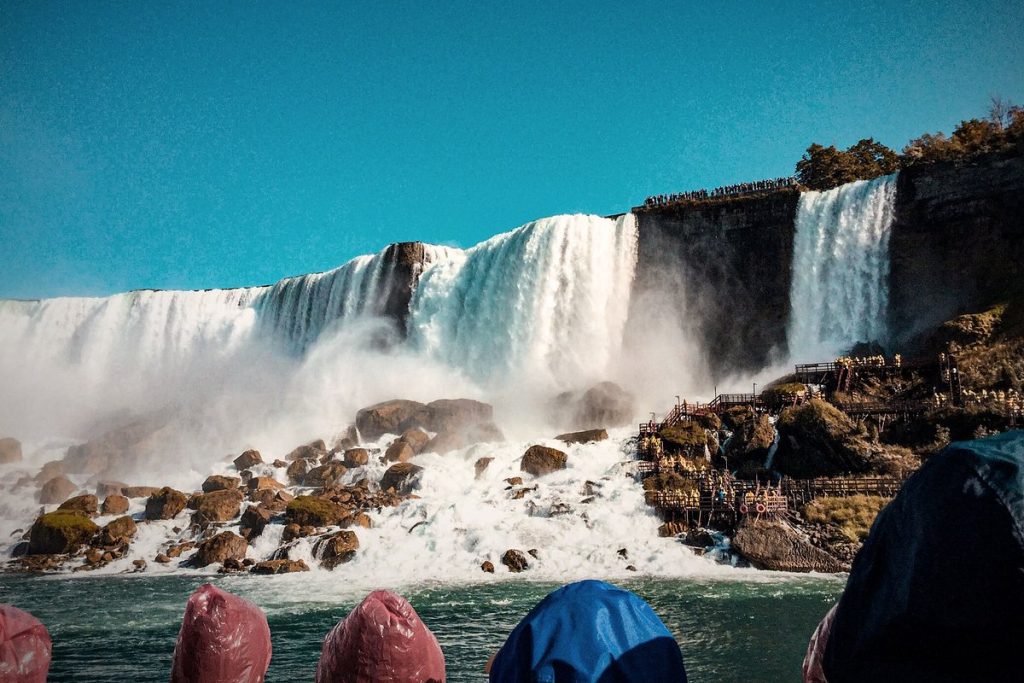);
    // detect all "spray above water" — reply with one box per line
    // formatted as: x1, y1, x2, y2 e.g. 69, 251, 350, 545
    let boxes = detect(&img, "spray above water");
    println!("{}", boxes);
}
787, 174, 898, 361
